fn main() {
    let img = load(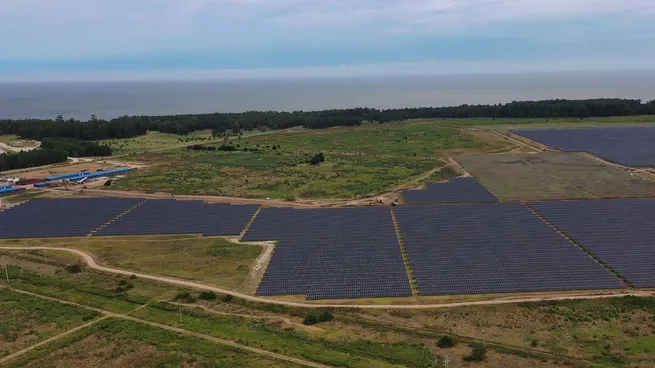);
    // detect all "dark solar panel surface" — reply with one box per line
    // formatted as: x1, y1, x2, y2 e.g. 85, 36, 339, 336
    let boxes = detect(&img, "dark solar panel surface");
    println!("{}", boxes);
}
396, 203, 625, 295
0, 198, 141, 238
402, 177, 497, 204
96, 200, 259, 236
529, 199, 655, 288
512, 127, 655, 167
243, 207, 412, 300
